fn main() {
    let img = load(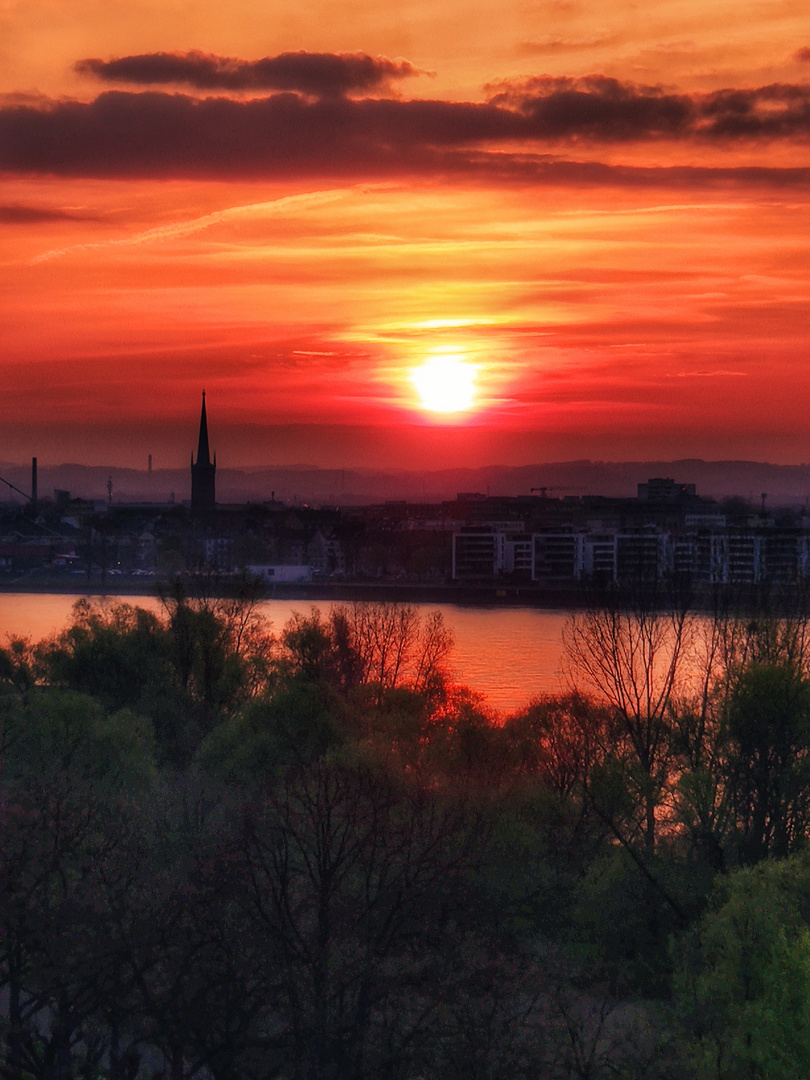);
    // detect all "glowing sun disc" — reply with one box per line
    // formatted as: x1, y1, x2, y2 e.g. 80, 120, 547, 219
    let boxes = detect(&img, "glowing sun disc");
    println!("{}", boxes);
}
411, 355, 478, 413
